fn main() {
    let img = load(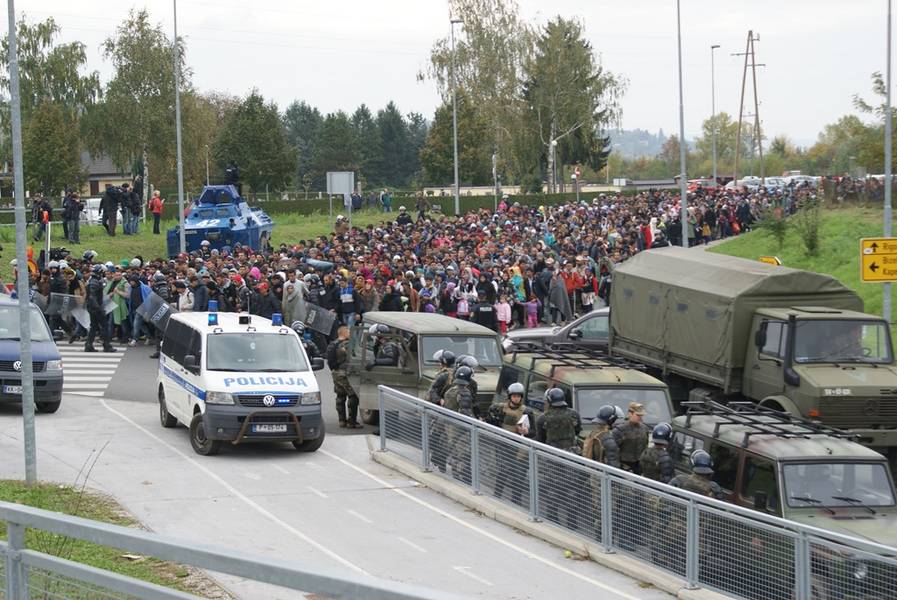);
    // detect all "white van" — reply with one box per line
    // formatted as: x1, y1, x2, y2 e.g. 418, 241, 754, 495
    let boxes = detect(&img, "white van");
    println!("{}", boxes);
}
156, 311, 326, 455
